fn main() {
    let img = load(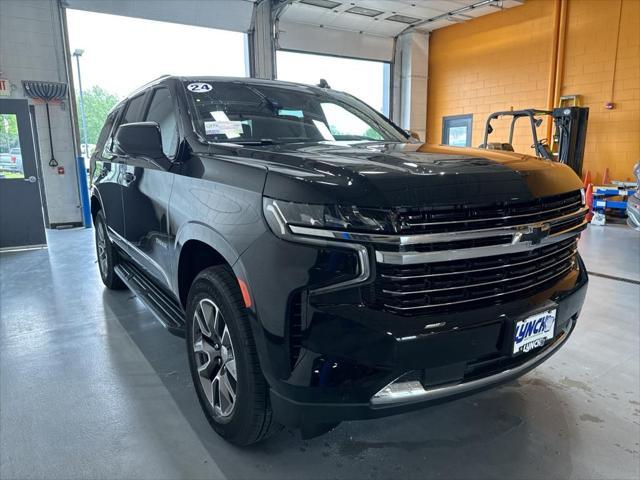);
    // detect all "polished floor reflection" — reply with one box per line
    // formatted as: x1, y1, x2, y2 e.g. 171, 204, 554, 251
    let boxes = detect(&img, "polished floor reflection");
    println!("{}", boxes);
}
1, 225, 638, 480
